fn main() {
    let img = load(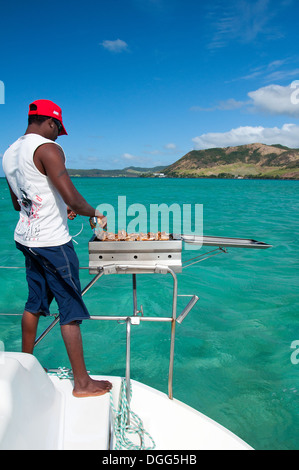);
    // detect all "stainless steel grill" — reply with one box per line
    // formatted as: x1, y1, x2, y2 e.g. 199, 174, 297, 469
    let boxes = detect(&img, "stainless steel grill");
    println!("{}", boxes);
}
89, 237, 183, 274
88, 233, 271, 274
